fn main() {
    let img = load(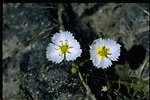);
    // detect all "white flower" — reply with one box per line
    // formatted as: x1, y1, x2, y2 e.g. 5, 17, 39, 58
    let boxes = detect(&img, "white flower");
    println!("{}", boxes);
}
90, 38, 121, 69
46, 31, 82, 63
